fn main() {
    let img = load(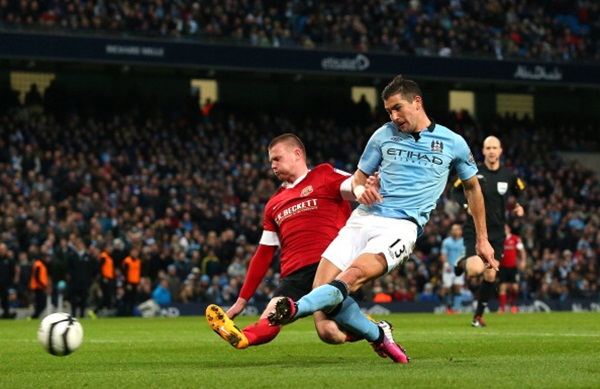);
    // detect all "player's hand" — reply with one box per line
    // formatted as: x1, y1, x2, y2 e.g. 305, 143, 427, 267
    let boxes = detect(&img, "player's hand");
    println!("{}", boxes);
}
365, 172, 380, 190
355, 187, 383, 206
476, 239, 498, 271
226, 298, 247, 319
513, 203, 524, 217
